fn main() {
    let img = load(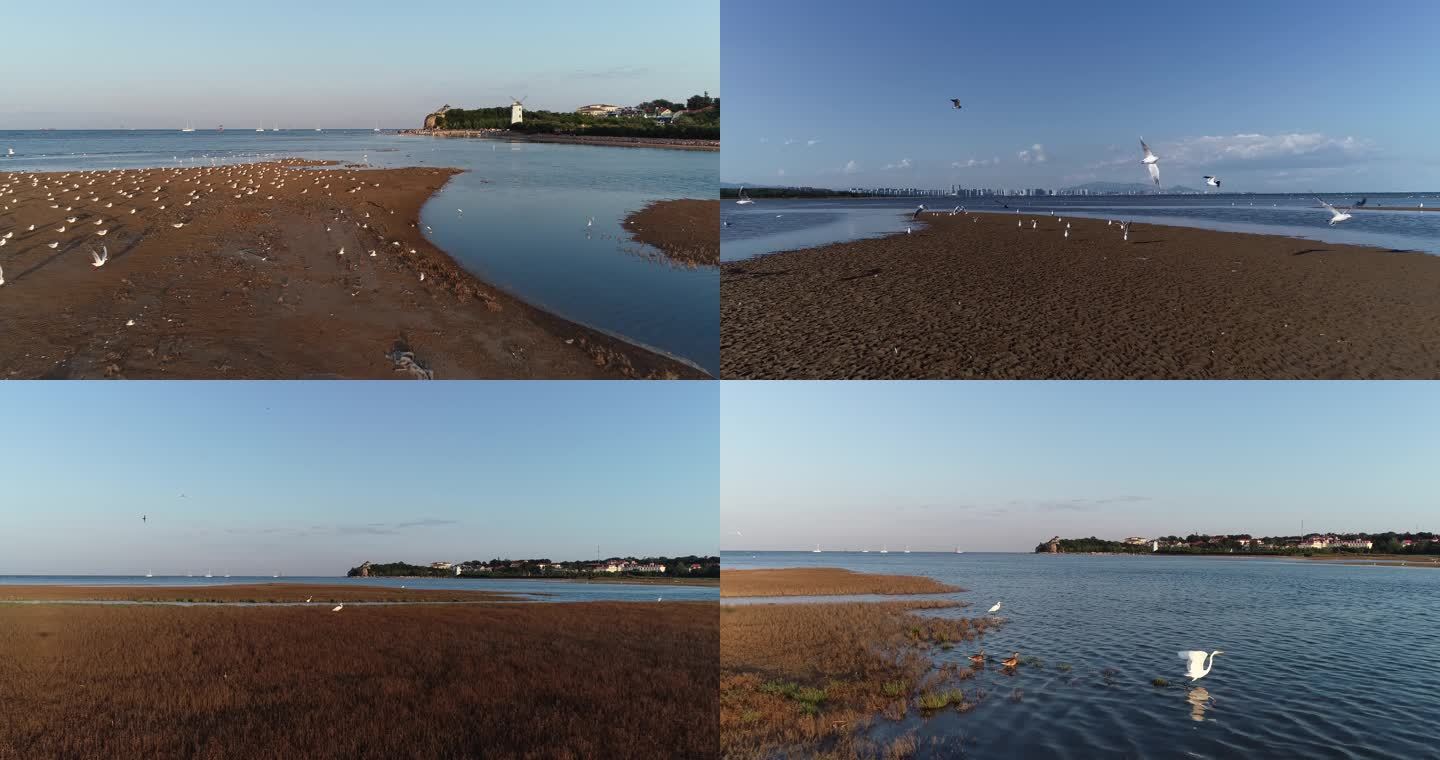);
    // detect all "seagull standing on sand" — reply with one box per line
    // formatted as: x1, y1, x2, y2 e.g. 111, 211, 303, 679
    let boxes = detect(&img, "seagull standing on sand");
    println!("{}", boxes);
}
1316, 197, 1352, 225
1140, 138, 1161, 186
